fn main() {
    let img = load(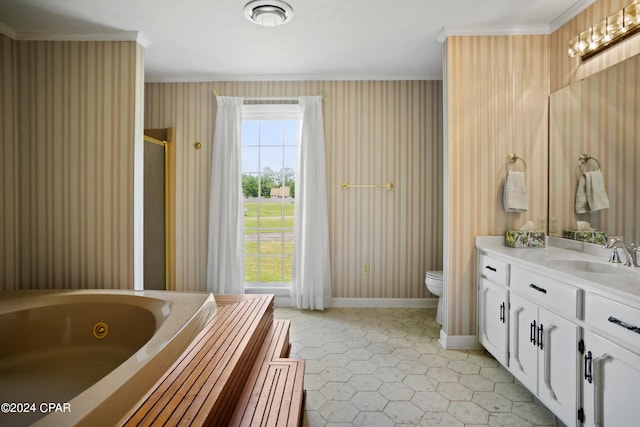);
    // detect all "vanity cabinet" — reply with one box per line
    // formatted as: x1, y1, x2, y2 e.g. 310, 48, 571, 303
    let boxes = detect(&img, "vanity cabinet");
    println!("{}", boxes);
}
581, 293, 640, 427
478, 277, 508, 365
509, 292, 579, 427
581, 329, 640, 427
477, 253, 509, 366
477, 238, 640, 427
477, 252, 580, 427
